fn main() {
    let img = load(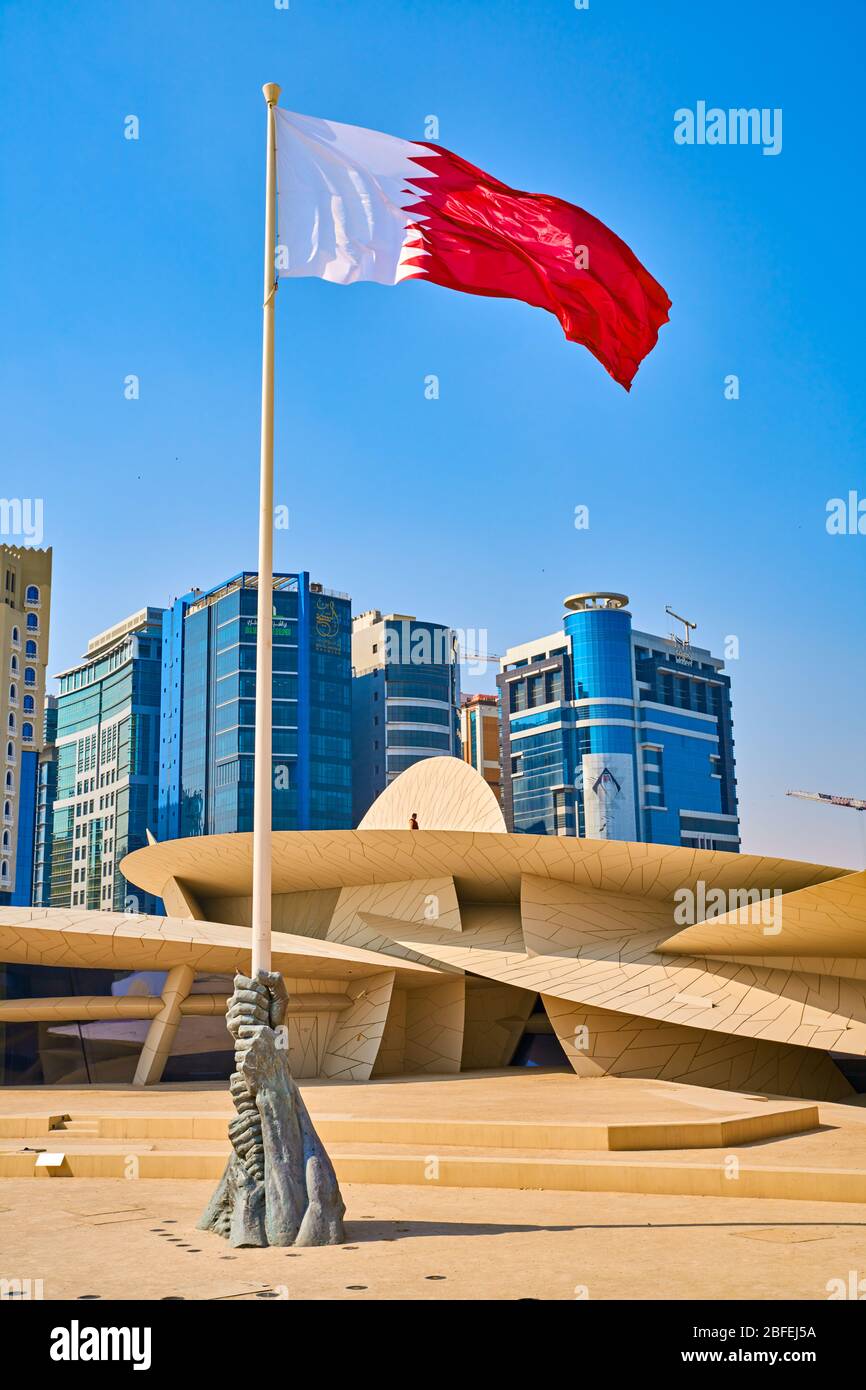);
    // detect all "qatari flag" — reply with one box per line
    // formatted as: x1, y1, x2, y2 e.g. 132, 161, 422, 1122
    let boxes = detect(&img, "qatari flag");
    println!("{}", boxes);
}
274, 109, 670, 390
